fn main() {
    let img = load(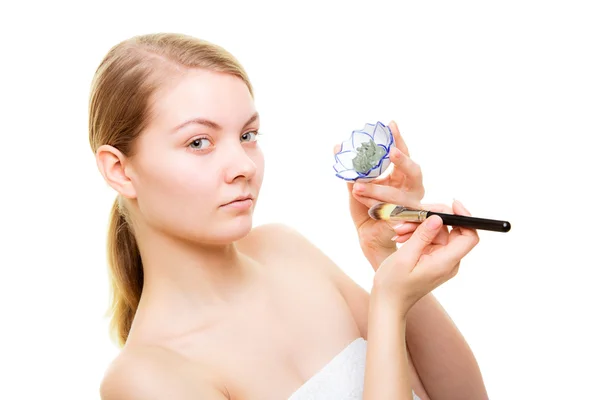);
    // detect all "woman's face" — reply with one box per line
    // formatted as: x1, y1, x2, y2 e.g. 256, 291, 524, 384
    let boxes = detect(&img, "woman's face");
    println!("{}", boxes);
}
127, 69, 264, 245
